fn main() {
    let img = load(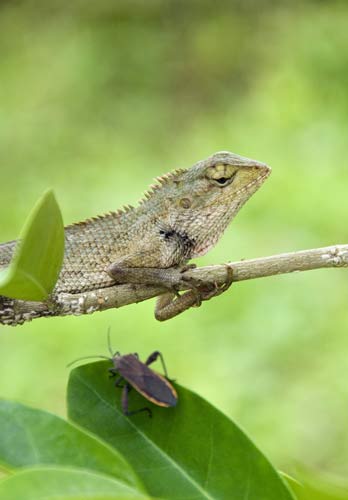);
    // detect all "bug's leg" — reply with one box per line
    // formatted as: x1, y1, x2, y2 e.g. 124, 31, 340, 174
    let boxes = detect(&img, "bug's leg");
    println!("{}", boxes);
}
126, 406, 152, 418
109, 368, 124, 387
121, 383, 130, 415
121, 384, 152, 418
114, 376, 124, 388
108, 367, 118, 378
145, 351, 169, 378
